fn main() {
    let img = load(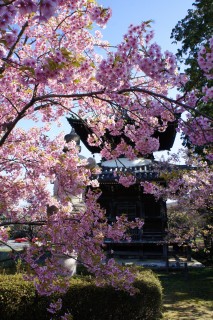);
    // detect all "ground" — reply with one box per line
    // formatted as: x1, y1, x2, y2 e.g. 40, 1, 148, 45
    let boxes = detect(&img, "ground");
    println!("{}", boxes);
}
158, 268, 213, 320
0, 243, 212, 319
